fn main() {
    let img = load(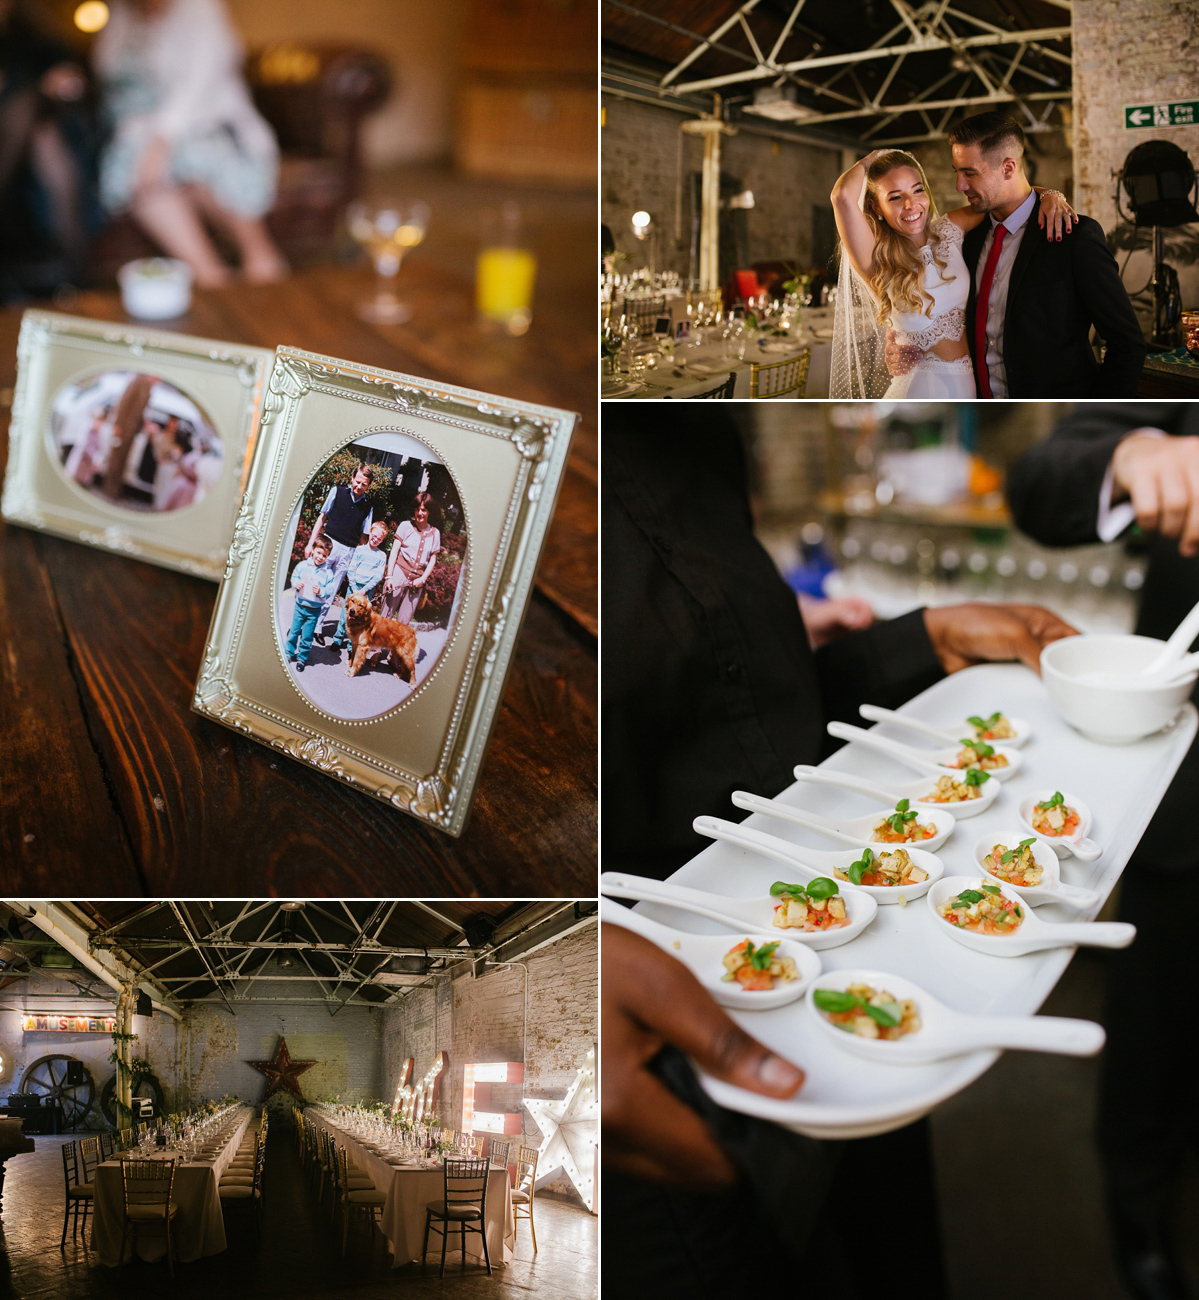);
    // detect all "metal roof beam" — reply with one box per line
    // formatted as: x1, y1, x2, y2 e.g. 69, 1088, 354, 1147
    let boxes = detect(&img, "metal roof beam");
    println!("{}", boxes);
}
767, 0, 809, 64
674, 26, 1071, 94
764, 86, 1069, 128
657, 0, 762, 88
169, 902, 237, 1016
